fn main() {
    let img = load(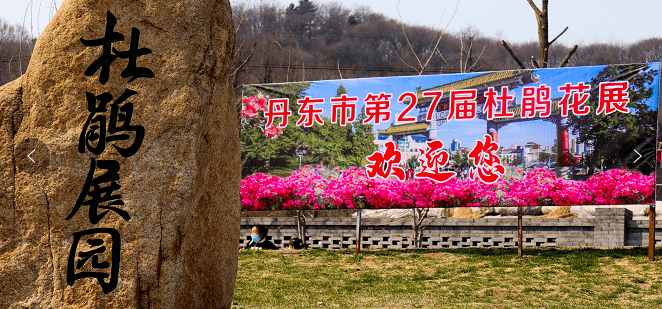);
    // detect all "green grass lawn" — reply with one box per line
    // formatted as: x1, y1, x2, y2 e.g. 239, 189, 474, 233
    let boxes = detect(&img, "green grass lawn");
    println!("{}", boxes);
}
233, 247, 662, 308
